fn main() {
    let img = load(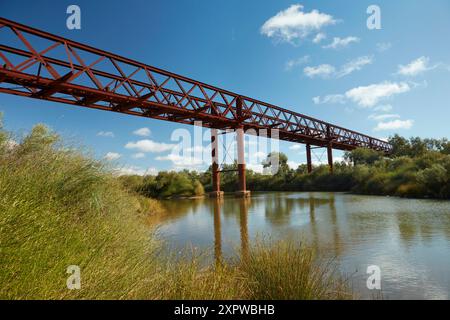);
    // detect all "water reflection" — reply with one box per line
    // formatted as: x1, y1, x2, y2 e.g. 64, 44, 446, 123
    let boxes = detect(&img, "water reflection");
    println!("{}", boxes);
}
213, 198, 222, 265
212, 197, 250, 265
158, 192, 450, 299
